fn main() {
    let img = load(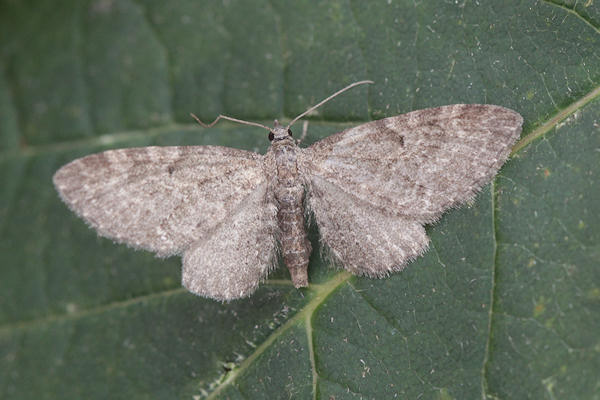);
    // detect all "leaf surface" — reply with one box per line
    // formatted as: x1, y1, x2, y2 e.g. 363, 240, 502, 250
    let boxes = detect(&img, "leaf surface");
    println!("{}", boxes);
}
0, 0, 598, 399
